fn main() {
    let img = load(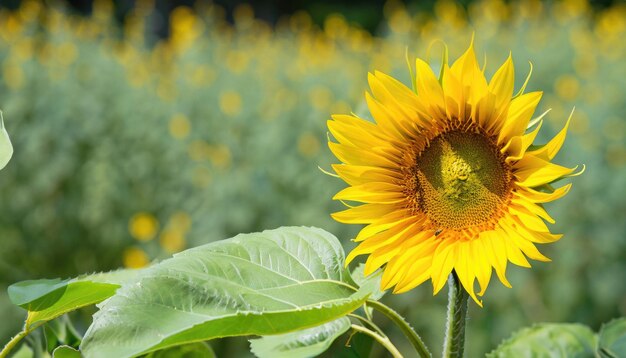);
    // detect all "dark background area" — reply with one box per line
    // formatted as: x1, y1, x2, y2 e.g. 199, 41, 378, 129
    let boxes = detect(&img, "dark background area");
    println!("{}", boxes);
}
0, 0, 620, 37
